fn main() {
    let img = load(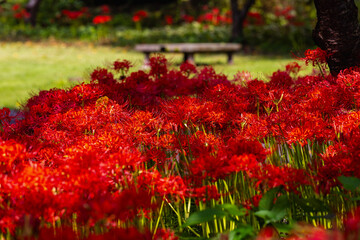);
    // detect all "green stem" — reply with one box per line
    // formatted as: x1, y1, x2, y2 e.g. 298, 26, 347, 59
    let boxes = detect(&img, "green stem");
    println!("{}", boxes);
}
152, 197, 165, 238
